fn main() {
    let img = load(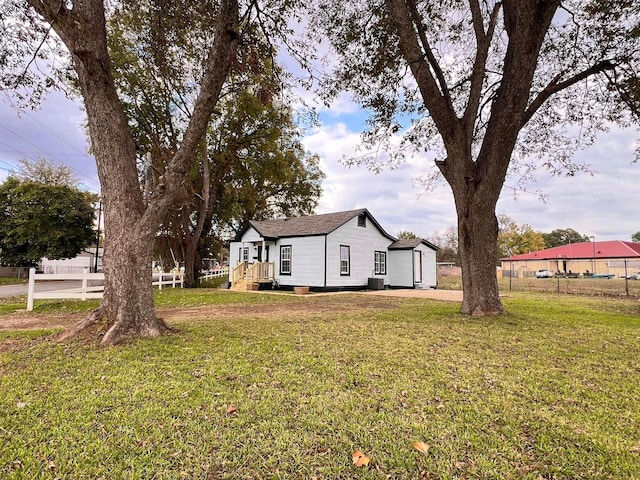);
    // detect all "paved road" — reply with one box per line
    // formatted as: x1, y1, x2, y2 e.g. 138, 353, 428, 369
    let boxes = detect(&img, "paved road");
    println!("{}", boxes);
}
0, 281, 85, 298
